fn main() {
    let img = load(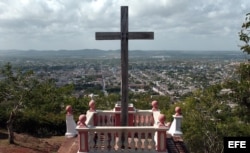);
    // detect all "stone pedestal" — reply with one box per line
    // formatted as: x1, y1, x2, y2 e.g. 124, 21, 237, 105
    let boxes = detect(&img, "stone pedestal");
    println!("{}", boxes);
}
65, 115, 77, 138
168, 115, 183, 136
